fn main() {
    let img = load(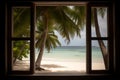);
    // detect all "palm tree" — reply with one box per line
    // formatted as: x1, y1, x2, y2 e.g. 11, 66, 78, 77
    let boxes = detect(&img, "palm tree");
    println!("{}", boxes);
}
93, 8, 108, 69
12, 6, 84, 70
64, 6, 108, 69
35, 6, 84, 70
74, 7, 108, 69
35, 17, 61, 70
